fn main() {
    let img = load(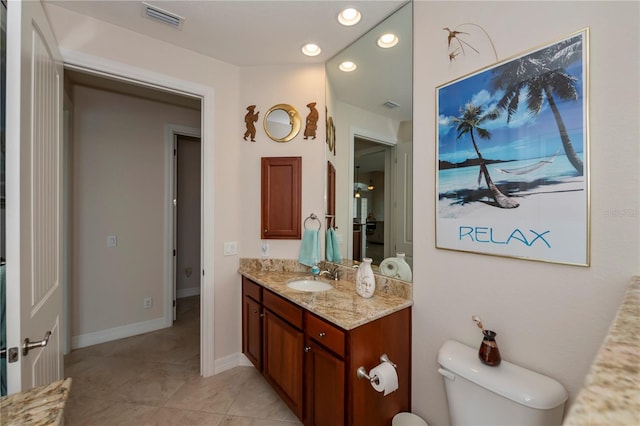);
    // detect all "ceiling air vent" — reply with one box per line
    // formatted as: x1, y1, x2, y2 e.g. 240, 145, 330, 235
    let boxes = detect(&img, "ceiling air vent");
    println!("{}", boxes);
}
143, 3, 184, 29
383, 100, 400, 109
